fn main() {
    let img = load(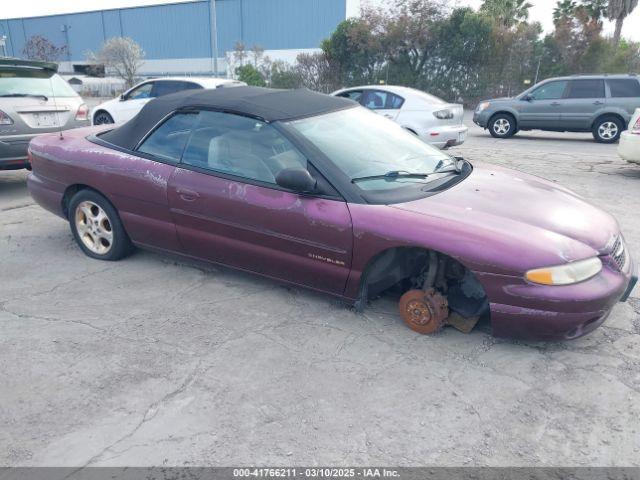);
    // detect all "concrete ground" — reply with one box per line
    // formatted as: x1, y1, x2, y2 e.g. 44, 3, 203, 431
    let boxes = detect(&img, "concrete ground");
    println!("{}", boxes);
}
1, 114, 639, 467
